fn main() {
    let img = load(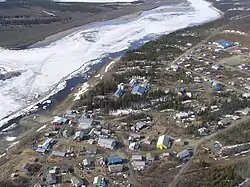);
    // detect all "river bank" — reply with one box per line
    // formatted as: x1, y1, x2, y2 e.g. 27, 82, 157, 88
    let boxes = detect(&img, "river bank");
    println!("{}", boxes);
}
0, 0, 223, 159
